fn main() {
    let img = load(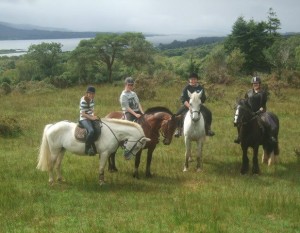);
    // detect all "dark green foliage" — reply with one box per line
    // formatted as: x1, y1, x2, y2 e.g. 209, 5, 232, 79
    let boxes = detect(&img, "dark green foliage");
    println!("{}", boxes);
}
158, 37, 225, 50
224, 9, 282, 74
